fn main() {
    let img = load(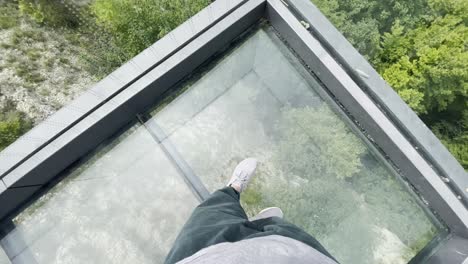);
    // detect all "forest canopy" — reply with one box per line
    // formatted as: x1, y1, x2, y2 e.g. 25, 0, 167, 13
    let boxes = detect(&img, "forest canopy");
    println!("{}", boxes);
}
312, 0, 467, 168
